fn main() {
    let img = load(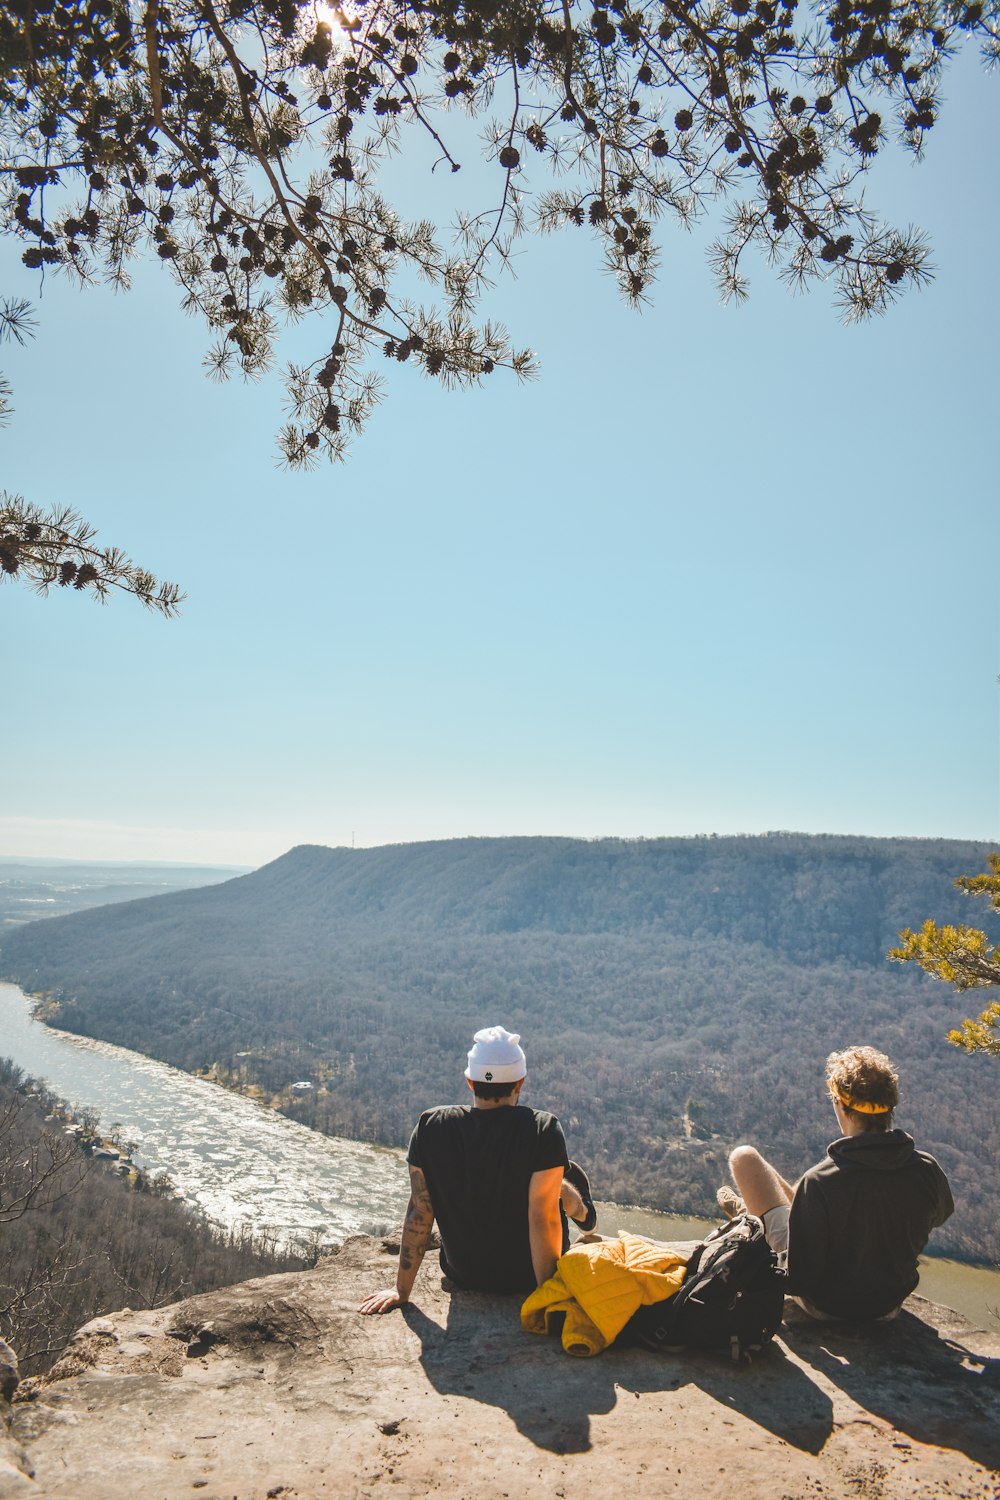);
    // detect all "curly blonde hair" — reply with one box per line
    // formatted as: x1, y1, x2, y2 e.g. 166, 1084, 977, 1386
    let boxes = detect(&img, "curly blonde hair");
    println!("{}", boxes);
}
825, 1046, 899, 1131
